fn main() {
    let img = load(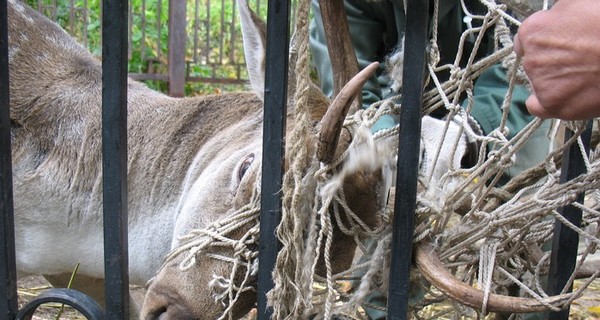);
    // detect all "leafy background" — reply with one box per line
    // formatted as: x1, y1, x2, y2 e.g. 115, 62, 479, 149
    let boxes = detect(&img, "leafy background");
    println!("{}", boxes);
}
25, 0, 272, 95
